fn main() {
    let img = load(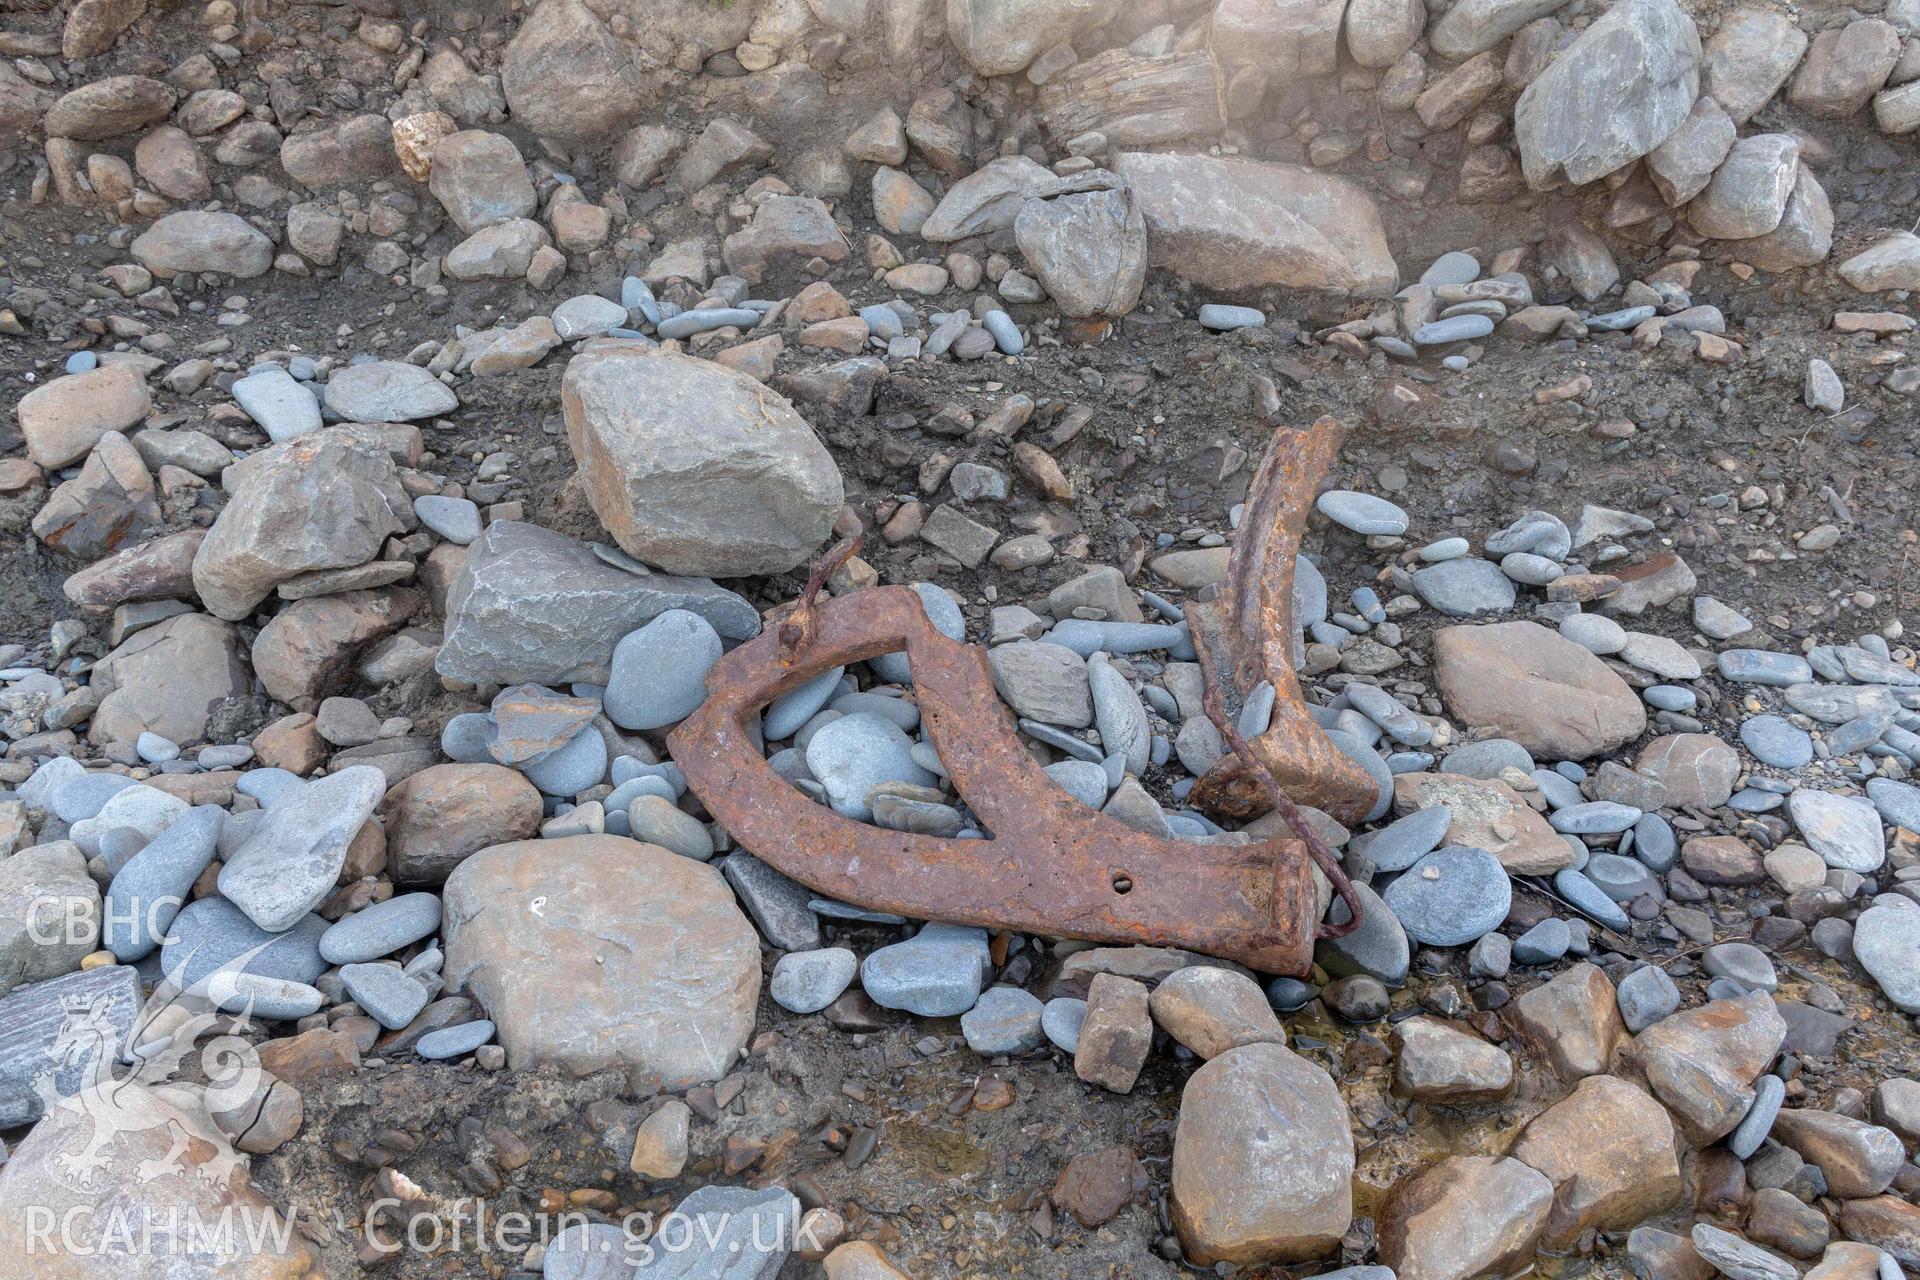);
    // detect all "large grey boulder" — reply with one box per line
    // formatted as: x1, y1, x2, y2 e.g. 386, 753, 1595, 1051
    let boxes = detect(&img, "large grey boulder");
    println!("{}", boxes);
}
1838, 231, 1920, 291
1738, 164, 1833, 271
921, 156, 1056, 242
1514, 0, 1700, 189
435, 520, 758, 686
560, 346, 843, 578
498, 0, 659, 140
1013, 170, 1146, 318
426, 129, 536, 233
1110, 151, 1397, 296
1430, 0, 1573, 58
1687, 134, 1799, 239
1701, 7, 1808, 124
130, 210, 273, 278
947, 0, 1120, 76
191, 425, 415, 621
1211, 0, 1347, 76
